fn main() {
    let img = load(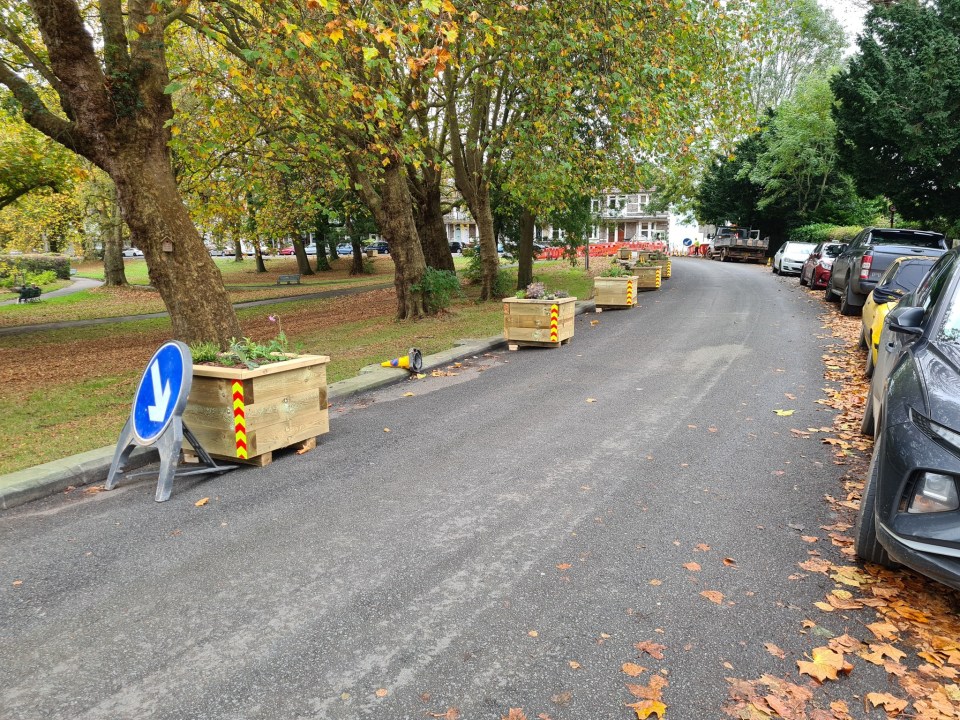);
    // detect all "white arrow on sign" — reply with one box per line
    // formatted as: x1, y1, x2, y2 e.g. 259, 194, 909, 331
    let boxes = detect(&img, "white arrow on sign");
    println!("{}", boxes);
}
147, 360, 172, 422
